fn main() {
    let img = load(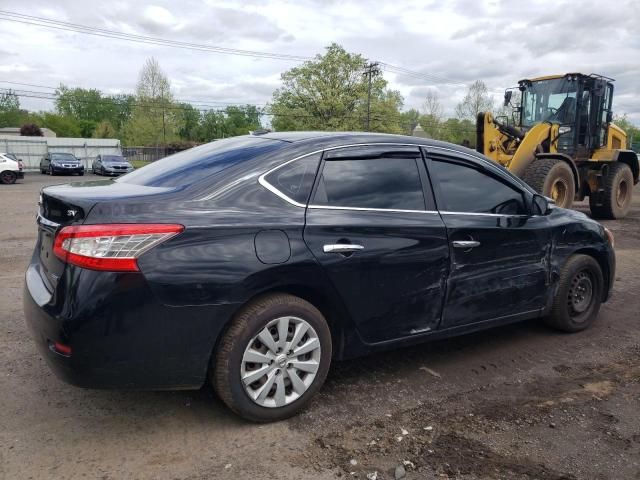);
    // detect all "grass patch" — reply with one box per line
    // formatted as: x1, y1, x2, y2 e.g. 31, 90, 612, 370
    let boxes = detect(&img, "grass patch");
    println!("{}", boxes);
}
130, 160, 151, 169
